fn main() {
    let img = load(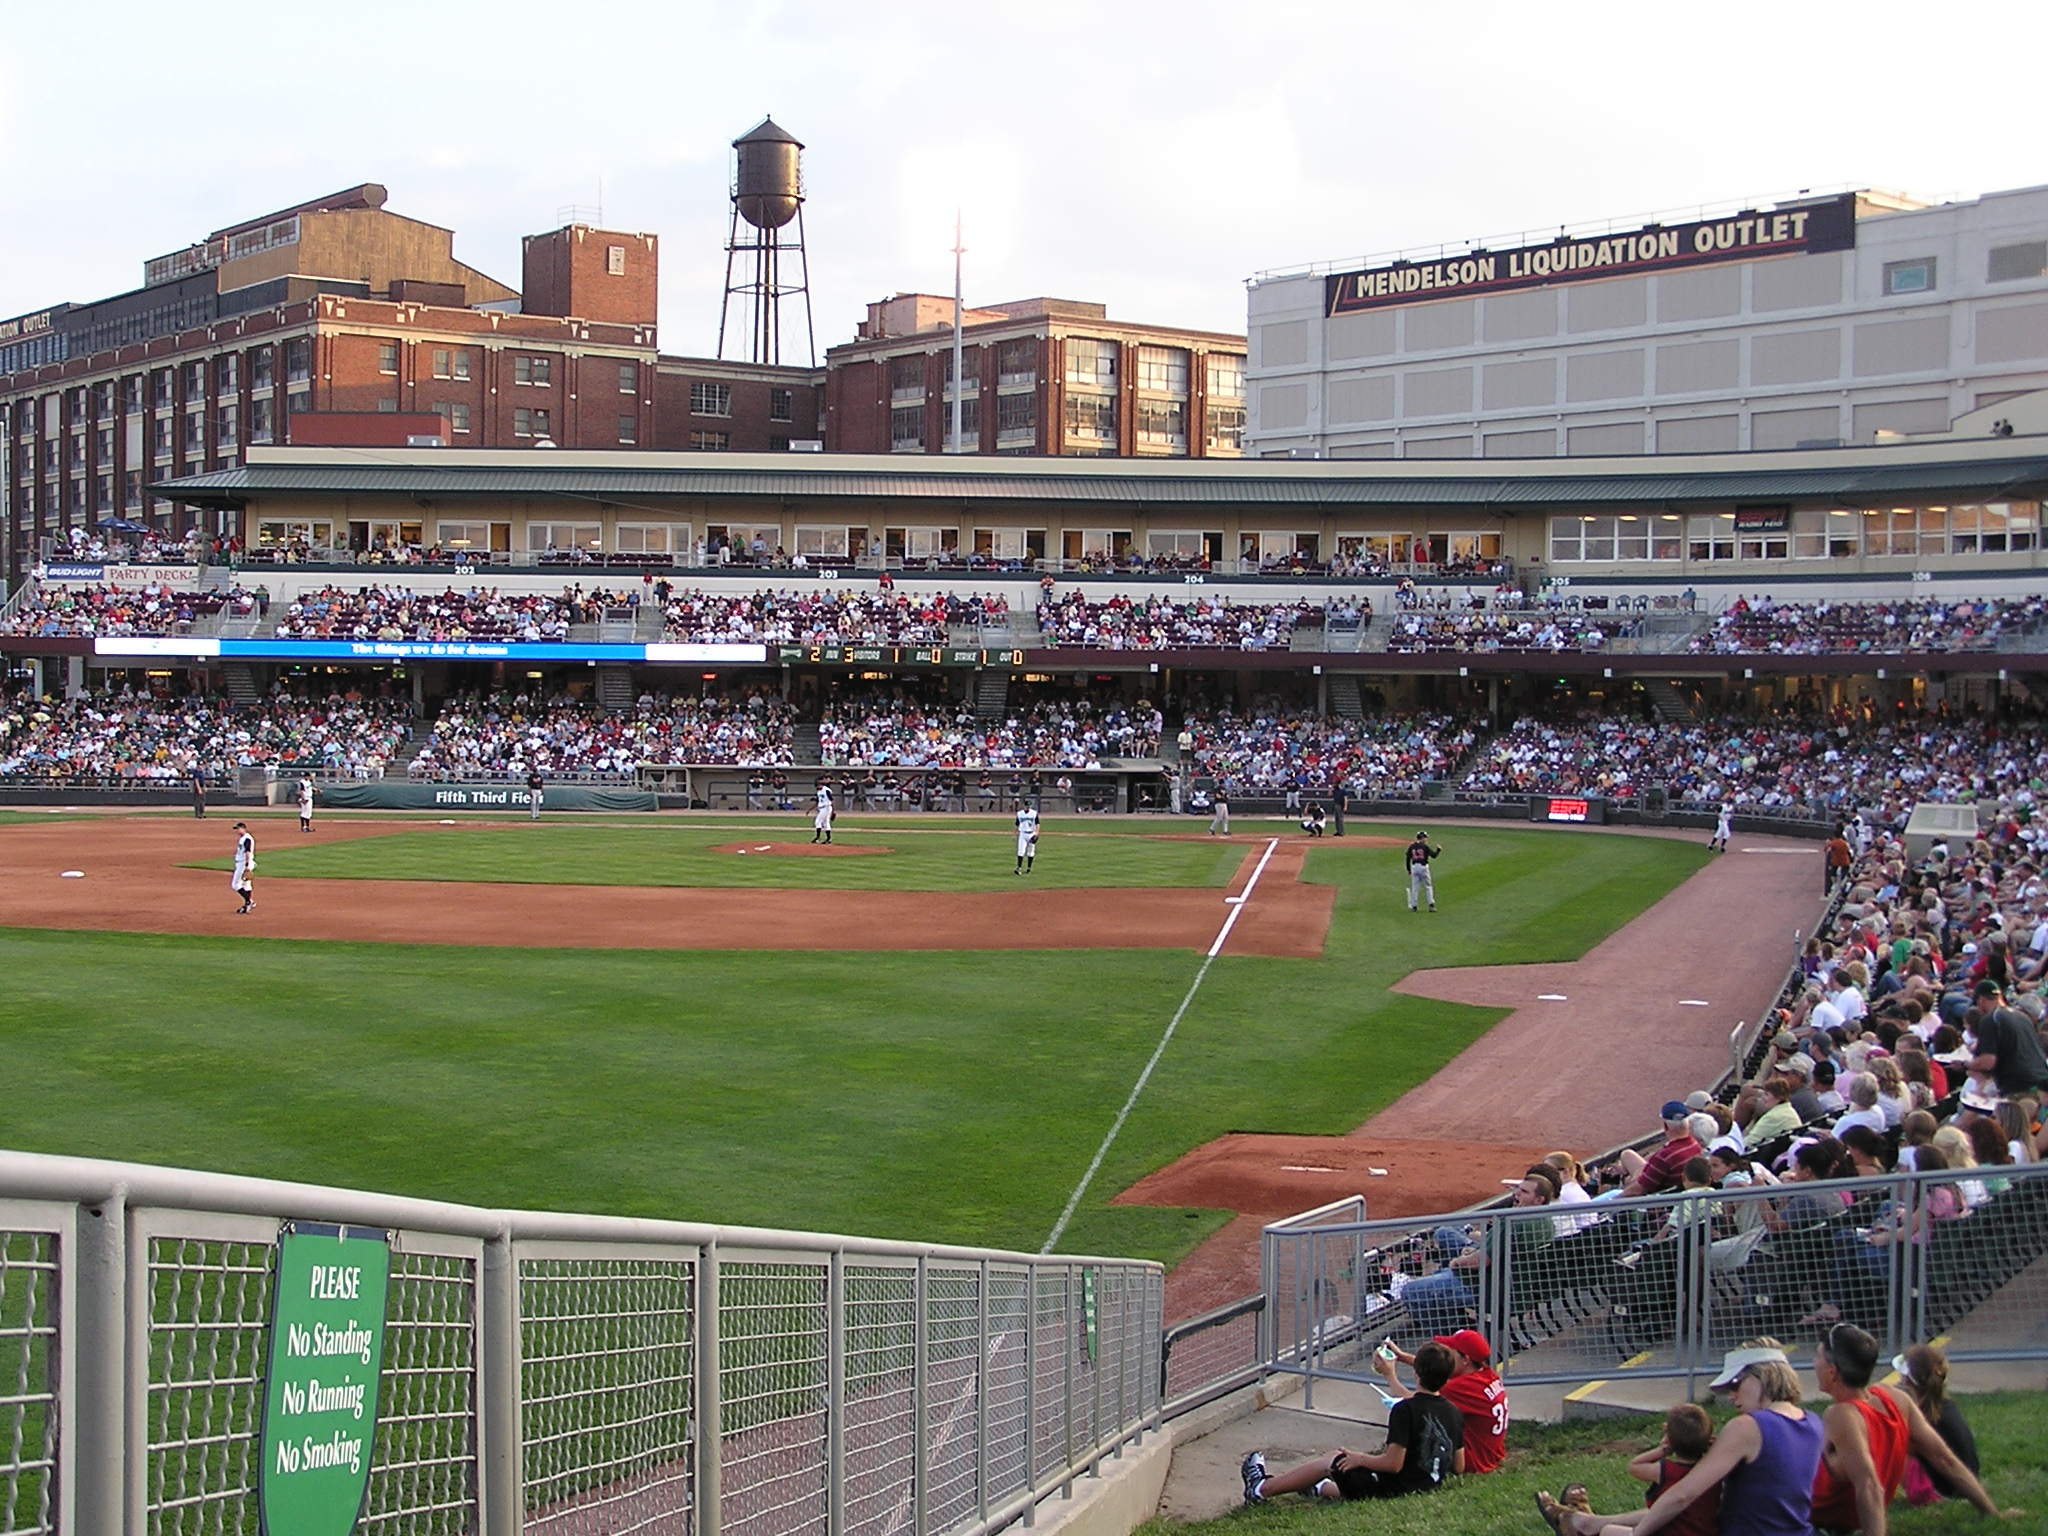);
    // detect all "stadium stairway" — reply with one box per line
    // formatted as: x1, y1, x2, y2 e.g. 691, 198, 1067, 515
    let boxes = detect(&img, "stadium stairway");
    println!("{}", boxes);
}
1328, 675, 1364, 721
792, 722, 823, 765
222, 663, 261, 705
1642, 678, 1699, 722
595, 664, 635, 713
974, 670, 1010, 722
